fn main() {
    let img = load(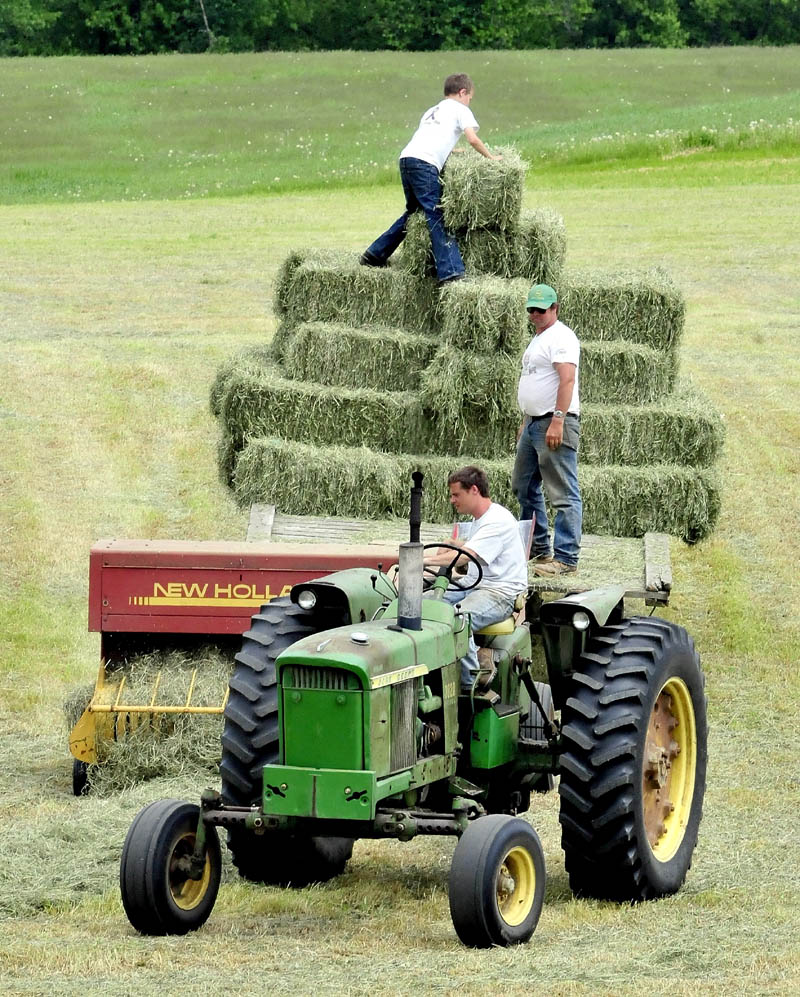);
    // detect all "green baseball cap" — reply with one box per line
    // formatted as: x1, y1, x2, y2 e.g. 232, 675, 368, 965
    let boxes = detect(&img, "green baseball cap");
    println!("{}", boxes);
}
526, 283, 558, 308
